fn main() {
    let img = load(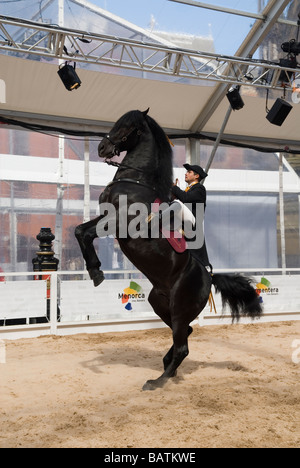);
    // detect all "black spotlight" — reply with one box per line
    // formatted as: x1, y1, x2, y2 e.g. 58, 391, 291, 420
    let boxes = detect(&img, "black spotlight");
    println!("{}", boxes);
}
281, 39, 300, 56
58, 62, 81, 91
278, 57, 298, 83
226, 86, 245, 110
266, 98, 293, 126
